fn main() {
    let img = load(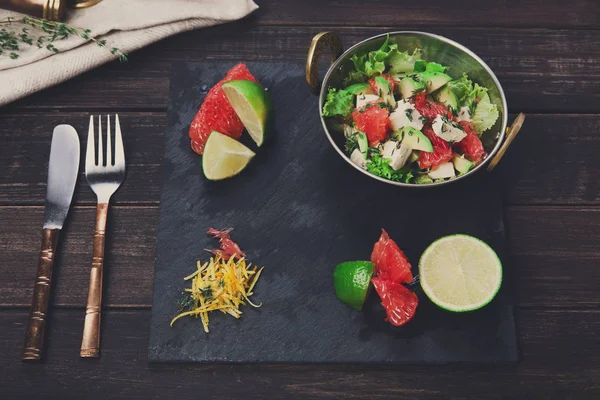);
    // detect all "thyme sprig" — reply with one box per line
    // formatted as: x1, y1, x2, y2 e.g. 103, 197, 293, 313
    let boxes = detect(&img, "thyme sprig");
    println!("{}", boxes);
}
0, 16, 127, 61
